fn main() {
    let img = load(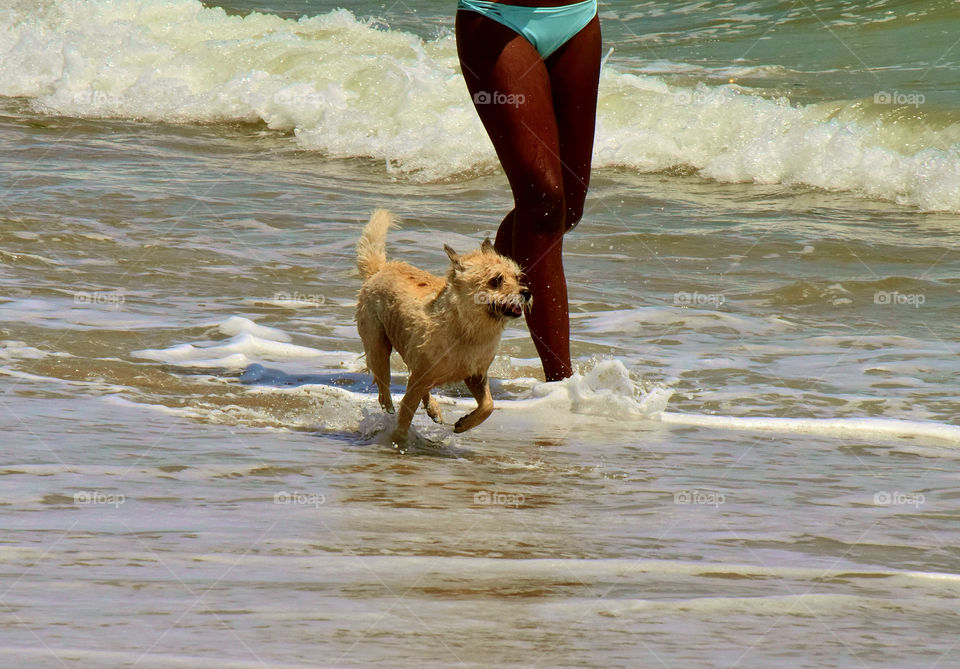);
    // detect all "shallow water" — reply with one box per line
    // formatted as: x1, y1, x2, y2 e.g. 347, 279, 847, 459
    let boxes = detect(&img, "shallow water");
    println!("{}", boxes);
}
2, 0, 960, 666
